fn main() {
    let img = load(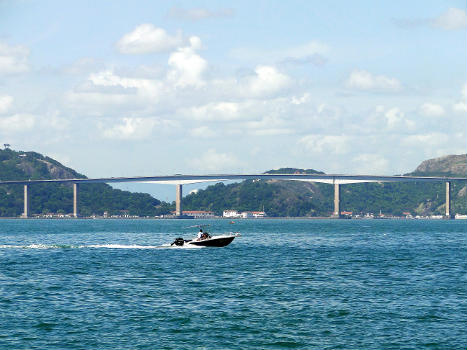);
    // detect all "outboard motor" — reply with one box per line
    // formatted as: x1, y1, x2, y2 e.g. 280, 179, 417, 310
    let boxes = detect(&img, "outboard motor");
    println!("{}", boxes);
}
171, 237, 185, 246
